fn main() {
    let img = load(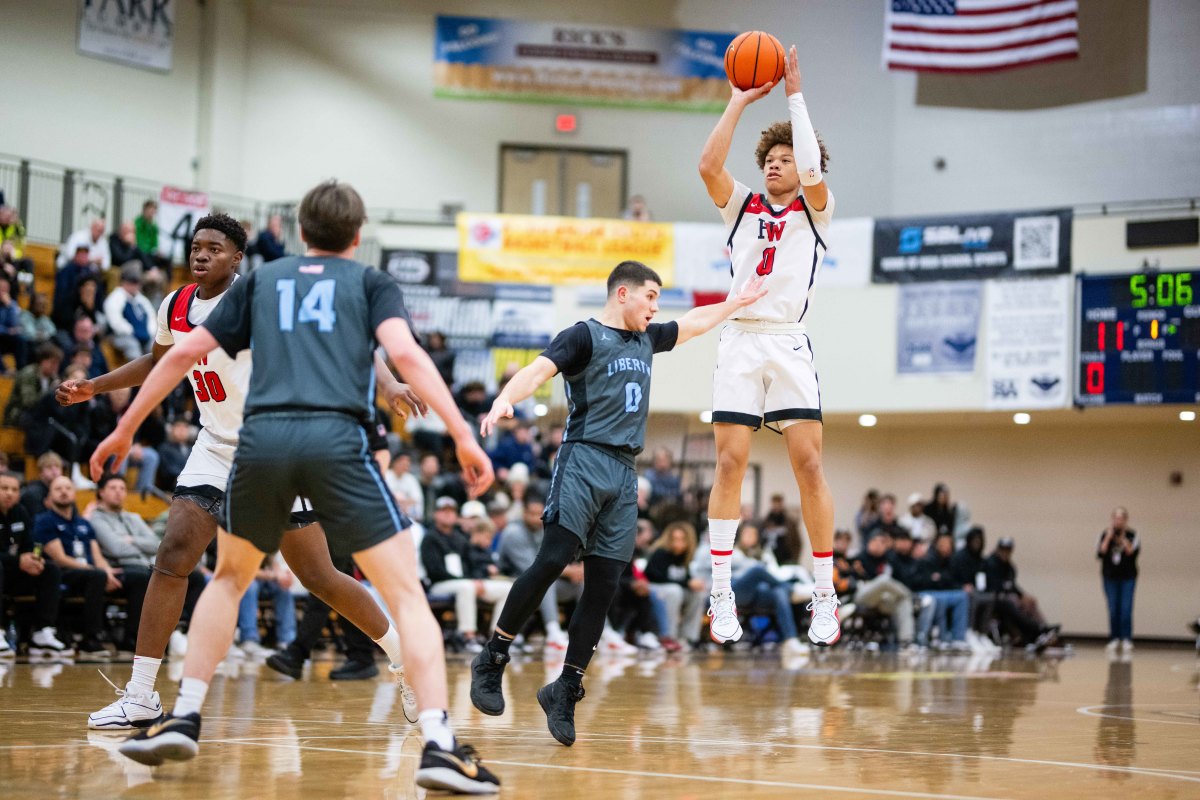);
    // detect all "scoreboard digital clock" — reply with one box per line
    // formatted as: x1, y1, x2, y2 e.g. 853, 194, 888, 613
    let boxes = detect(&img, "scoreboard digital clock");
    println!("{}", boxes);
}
1075, 269, 1200, 406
